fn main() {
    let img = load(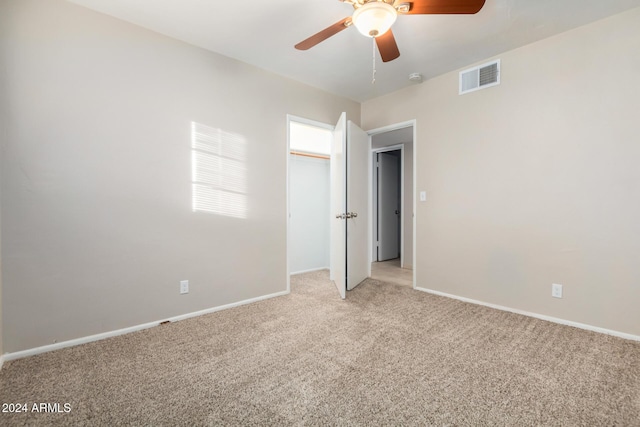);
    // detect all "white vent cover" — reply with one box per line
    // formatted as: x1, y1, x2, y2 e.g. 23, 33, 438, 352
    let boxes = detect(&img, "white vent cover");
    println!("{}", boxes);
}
459, 59, 500, 95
